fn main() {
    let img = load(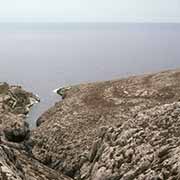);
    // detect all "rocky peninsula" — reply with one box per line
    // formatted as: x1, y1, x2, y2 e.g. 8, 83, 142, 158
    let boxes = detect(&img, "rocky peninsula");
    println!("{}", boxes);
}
1, 69, 180, 179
